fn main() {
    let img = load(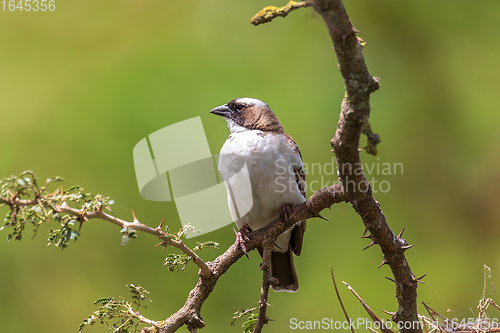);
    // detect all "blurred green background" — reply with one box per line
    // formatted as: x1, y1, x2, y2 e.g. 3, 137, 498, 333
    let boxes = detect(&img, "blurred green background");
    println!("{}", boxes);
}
1, 0, 499, 332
